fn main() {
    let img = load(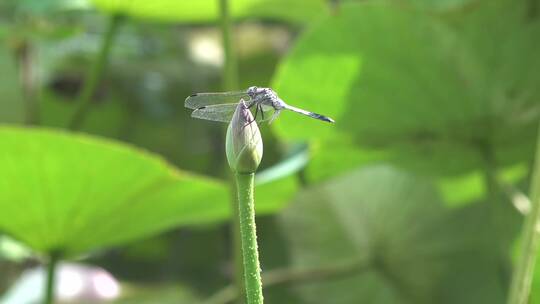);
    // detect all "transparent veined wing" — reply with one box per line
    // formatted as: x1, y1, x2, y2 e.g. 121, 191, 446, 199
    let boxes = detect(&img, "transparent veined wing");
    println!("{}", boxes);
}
185, 91, 249, 109
190, 103, 274, 123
